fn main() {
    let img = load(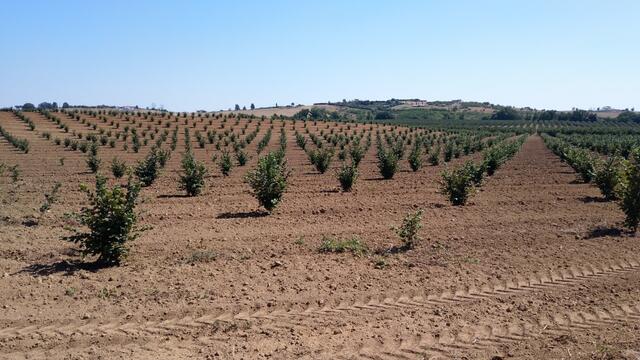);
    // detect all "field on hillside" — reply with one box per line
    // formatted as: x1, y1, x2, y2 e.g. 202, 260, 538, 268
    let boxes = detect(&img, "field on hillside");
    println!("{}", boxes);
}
1, 109, 640, 359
